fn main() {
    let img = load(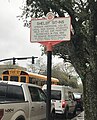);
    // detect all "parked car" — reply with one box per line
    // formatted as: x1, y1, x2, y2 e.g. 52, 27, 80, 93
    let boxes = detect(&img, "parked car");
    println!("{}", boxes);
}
0, 81, 55, 120
42, 84, 77, 119
73, 92, 83, 112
